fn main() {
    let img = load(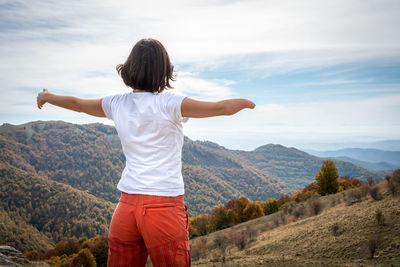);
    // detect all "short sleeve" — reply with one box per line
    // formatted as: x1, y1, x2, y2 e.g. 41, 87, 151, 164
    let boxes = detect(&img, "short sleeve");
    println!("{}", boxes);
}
162, 93, 188, 124
101, 95, 119, 121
